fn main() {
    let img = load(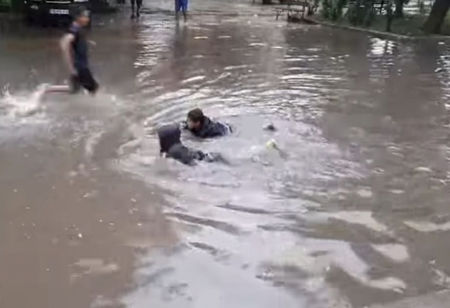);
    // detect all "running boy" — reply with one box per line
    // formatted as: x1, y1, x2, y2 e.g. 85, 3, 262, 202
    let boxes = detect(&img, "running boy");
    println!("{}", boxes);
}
45, 7, 99, 95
